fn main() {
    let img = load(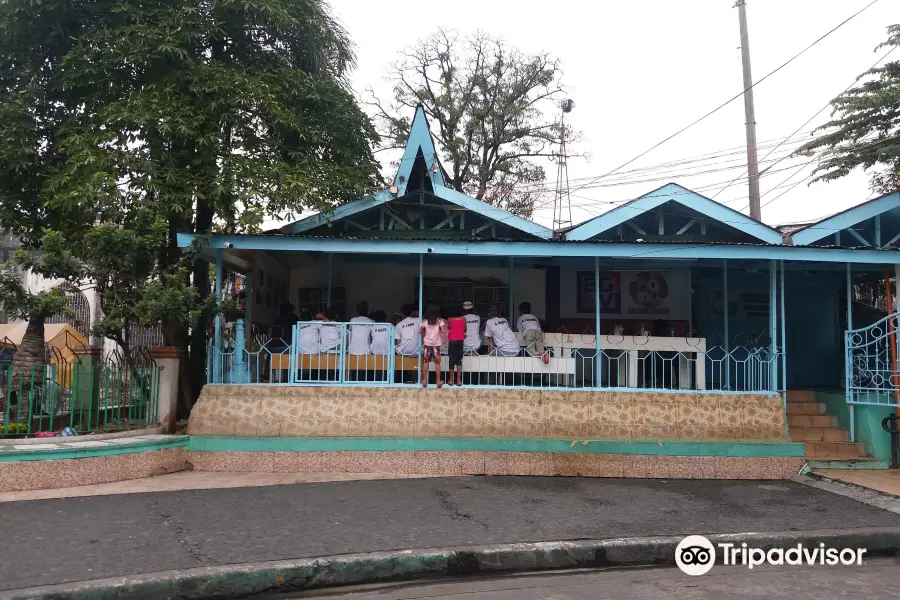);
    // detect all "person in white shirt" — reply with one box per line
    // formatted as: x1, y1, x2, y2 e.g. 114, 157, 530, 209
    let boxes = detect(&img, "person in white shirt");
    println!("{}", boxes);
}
296, 309, 321, 354
318, 307, 342, 353
461, 300, 482, 354
348, 301, 373, 355
483, 305, 521, 357
369, 310, 391, 355
516, 301, 549, 364
394, 303, 421, 356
